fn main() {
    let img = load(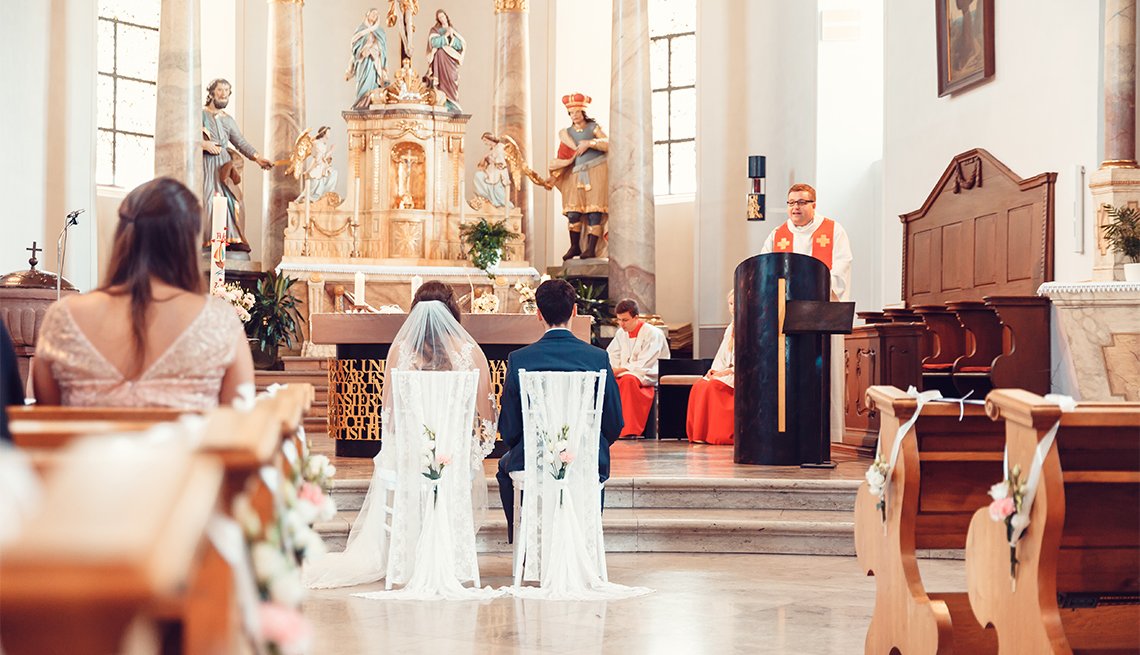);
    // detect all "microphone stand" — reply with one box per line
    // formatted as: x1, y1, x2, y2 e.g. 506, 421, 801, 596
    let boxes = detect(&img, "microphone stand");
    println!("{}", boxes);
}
56, 209, 83, 301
